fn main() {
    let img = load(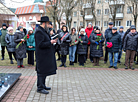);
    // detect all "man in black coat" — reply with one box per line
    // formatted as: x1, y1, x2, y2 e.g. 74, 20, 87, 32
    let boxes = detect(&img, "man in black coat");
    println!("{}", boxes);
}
35, 16, 57, 94
104, 22, 113, 64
